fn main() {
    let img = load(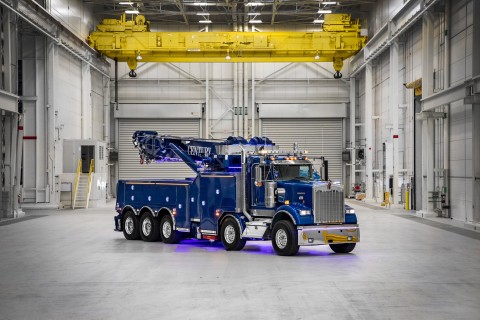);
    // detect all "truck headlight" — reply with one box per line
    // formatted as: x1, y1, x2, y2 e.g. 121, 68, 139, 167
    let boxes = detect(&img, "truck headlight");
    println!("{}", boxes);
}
299, 210, 311, 216
346, 209, 355, 214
